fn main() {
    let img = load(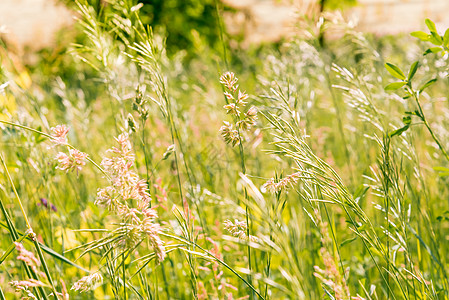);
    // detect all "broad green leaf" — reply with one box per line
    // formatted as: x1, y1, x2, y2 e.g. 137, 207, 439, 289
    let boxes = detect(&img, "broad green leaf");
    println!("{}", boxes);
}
419, 78, 437, 92
444, 28, 449, 47
385, 63, 406, 80
411, 31, 429, 41
385, 82, 406, 91
407, 61, 419, 81
425, 19, 437, 33
429, 31, 443, 45
424, 47, 442, 55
